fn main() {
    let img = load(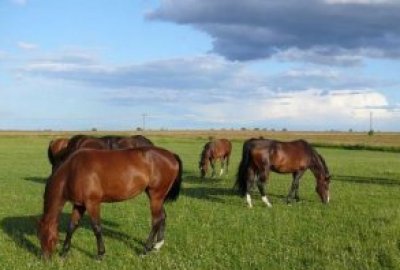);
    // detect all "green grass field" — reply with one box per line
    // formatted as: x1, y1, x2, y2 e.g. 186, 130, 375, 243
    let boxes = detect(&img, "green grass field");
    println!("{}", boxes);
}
1, 134, 400, 269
